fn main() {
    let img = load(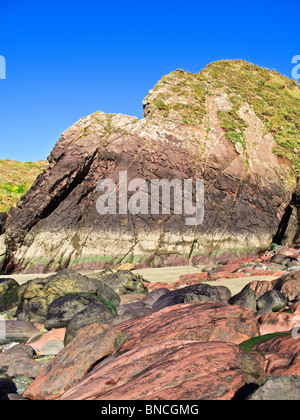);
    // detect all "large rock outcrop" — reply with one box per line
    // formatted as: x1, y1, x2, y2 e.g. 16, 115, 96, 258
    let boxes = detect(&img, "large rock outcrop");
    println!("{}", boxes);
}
59, 340, 266, 401
0, 60, 299, 274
